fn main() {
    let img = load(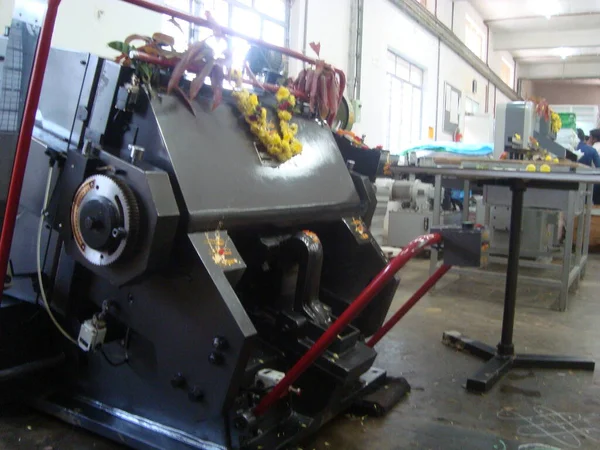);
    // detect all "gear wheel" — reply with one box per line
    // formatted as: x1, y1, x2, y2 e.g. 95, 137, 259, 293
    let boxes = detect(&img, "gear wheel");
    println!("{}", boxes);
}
71, 174, 140, 266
